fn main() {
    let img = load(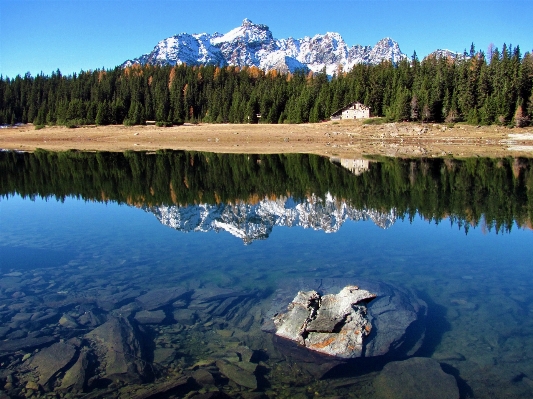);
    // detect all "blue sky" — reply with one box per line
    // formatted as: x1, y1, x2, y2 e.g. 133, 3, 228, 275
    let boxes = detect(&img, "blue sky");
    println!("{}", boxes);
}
1, 0, 532, 78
